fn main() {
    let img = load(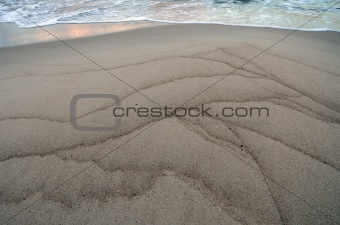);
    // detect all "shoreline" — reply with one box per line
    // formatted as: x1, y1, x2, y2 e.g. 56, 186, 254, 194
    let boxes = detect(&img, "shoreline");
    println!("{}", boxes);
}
1, 21, 340, 48
0, 21, 165, 48
6, 19, 340, 32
